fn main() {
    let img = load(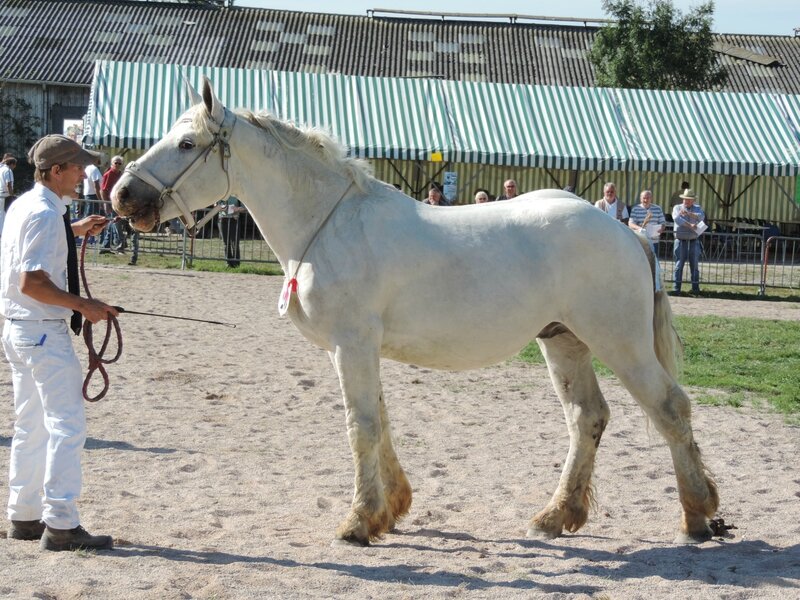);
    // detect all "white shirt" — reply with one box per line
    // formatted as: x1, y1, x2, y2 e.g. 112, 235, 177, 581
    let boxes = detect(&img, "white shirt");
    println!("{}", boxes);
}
597, 197, 629, 221
83, 163, 101, 197
1, 183, 71, 321
0, 163, 13, 199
